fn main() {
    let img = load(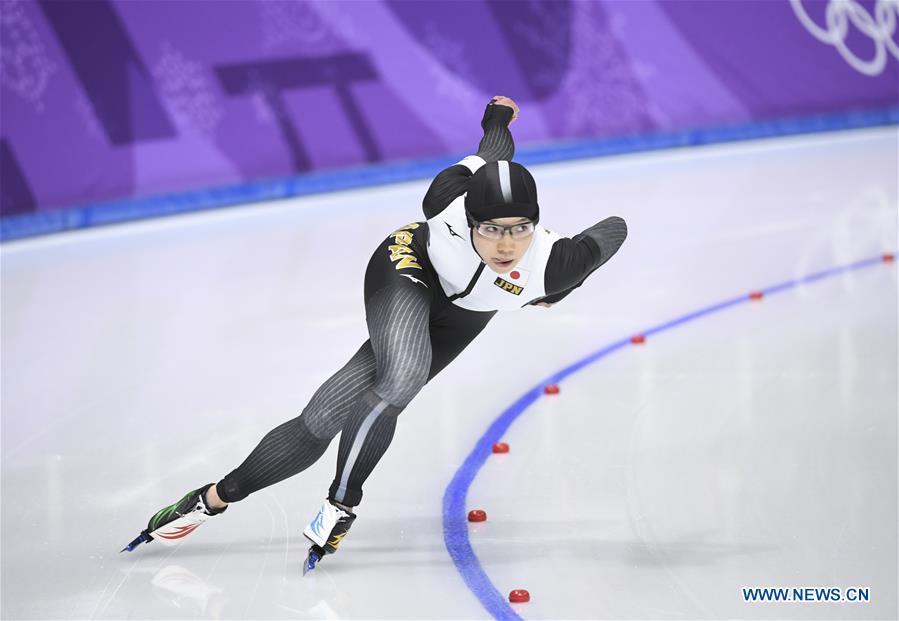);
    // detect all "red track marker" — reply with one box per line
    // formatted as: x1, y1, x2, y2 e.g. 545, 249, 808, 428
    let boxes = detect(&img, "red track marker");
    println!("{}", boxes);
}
631, 335, 646, 345
509, 589, 530, 603
467, 510, 487, 523
749, 290, 764, 300
492, 442, 509, 454
884, 253, 895, 263
544, 384, 560, 395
